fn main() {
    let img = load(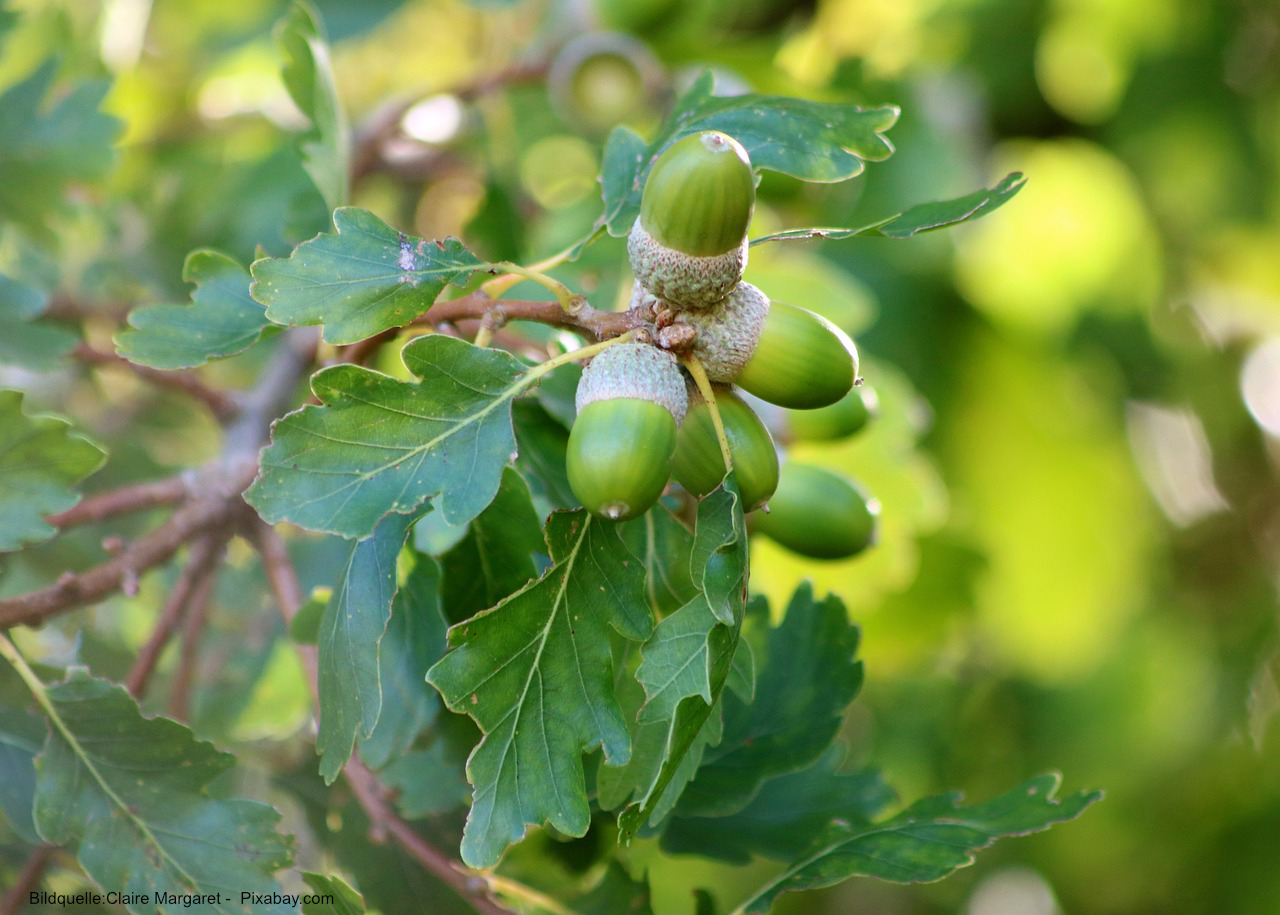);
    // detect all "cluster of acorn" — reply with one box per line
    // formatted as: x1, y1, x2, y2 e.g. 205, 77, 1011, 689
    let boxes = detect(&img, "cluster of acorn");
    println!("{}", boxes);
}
564, 130, 879, 560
